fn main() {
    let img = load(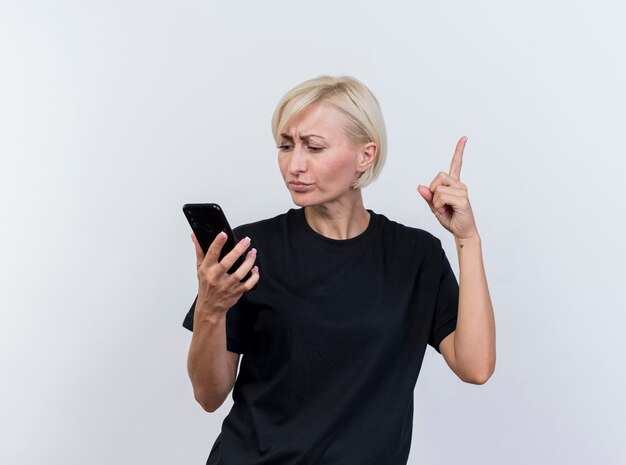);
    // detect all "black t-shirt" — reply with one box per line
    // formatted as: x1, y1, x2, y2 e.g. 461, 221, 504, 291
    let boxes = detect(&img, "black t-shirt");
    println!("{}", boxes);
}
183, 208, 459, 465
